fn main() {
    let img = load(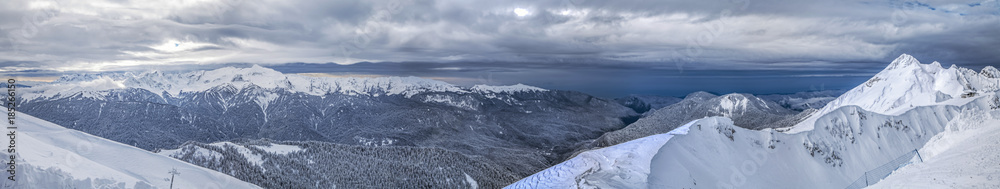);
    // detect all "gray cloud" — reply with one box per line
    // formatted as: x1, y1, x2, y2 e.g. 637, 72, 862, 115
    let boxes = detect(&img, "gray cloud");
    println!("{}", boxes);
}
0, 0, 998, 96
